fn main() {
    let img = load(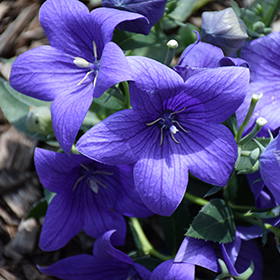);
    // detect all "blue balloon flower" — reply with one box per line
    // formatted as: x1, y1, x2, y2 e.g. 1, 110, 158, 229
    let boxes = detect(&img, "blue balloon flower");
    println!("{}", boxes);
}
77, 57, 249, 216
